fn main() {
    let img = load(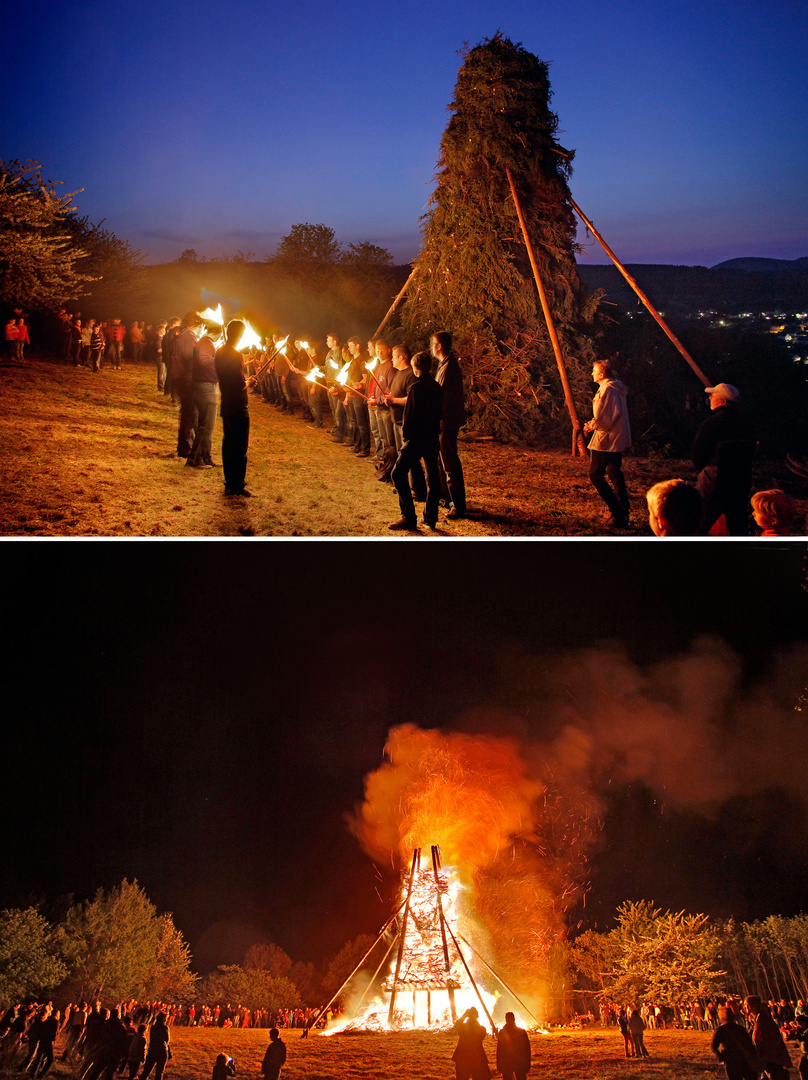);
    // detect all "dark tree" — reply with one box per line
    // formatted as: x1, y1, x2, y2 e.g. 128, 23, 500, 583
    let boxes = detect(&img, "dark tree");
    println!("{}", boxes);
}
399, 35, 601, 441
64, 214, 147, 316
272, 223, 343, 277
